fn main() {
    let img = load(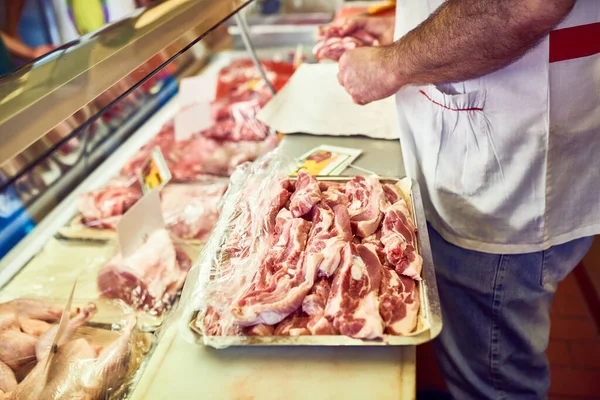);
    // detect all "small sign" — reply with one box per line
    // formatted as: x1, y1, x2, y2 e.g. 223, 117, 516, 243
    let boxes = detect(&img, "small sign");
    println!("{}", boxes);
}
174, 102, 213, 141
117, 189, 165, 258
139, 147, 172, 194
293, 145, 363, 176
179, 74, 216, 108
